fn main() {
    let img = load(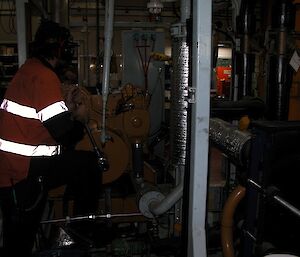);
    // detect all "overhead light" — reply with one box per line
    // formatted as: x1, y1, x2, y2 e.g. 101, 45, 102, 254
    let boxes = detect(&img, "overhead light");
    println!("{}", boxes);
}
147, 0, 164, 14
